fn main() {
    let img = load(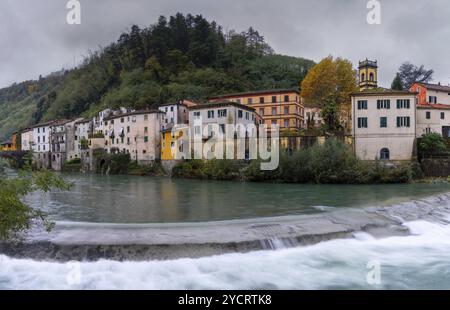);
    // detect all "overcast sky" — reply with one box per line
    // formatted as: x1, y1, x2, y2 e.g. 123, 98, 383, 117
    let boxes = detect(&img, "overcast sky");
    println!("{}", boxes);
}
1, 0, 450, 89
